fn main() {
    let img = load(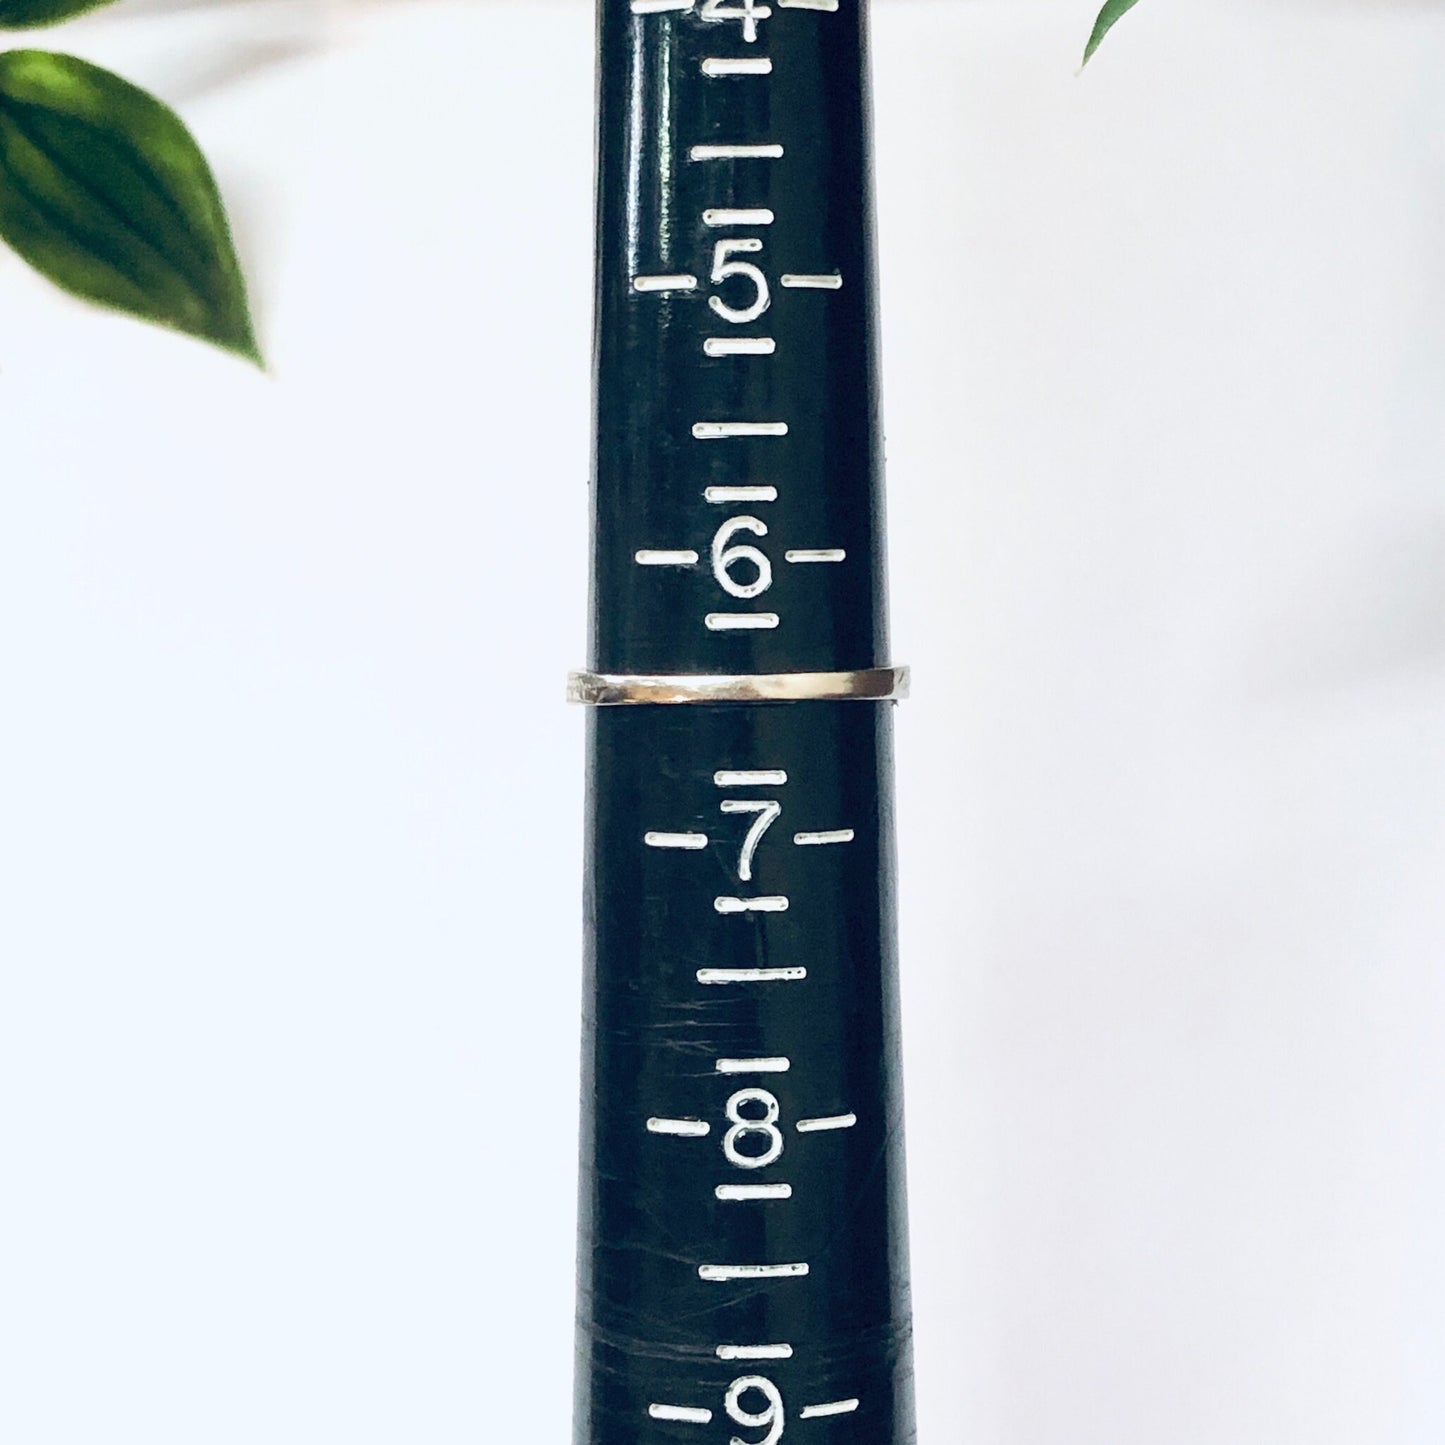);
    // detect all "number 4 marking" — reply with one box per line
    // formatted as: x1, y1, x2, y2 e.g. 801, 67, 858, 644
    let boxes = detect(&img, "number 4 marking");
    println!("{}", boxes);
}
701, 0, 771, 44
721, 800, 780, 882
